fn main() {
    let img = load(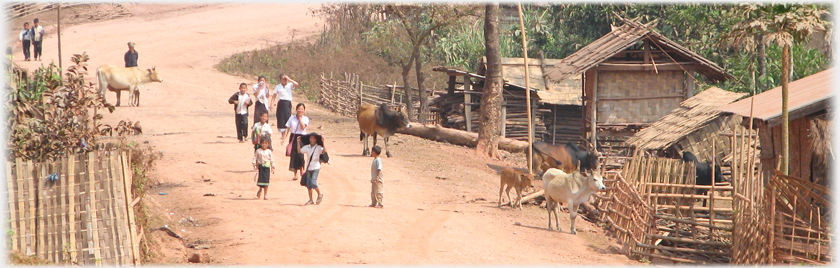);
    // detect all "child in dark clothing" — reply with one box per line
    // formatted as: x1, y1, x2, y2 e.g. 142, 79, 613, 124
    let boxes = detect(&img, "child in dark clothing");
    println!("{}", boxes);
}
253, 138, 275, 200
228, 83, 253, 142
